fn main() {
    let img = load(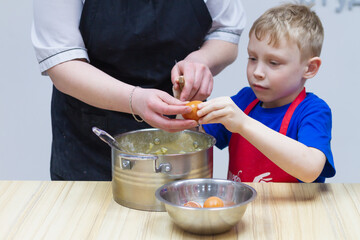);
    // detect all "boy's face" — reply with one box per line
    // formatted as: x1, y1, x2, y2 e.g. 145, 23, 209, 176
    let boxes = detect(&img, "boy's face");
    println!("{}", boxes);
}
247, 32, 308, 108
